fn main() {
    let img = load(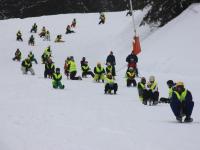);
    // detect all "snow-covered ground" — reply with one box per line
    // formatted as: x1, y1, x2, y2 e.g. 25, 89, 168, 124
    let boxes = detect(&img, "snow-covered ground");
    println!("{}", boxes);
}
0, 4, 200, 150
